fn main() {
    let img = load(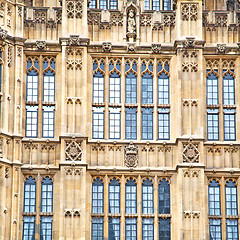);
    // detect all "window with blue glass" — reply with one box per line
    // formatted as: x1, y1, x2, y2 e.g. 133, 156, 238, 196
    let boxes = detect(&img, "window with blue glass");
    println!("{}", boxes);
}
125, 178, 137, 214
207, 109, 219, 141
223, 71, 235, 105
141, 61, 153, 104
125, 60, 137, 104
89, 0, 96, 8
109, 178, 120, 214
125, 108, 137, 140
226, 219, 238, 240
43, 58, 55, 102
207, 71, 218, 105
109, 108, 121, 139
158, 108, 170, 140
24, 176, 36, 213
225, 180, 237, 216
224, 109, 236, 141
209, 219, 221, 240
92, 107, 104, 139
153, 0, 160, 10
142, 108, 153, 140
144, 0, 150, 10
109, 0, 118, 9
142, 178, 154, 214
99, 0, 107, 9
92, 177, 104, 214
93, 60, 105, 103
163, 0, 171, 10
42, 106, 55, 138
26, 58, 39, 102
109, 75, 121, 104
158, 65, 170, 105
159, 178, 170, 214
142, 218, 154, 240
109, 217, 120, 240
92, 217, 104, 240
26, 106, 38, 138
40, 216, 52, 240
159, 218, 171, 240
23, 216, 35, 240
125, 218, 137, 240
208, 179, 221, 216
41, 177, 53, 213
